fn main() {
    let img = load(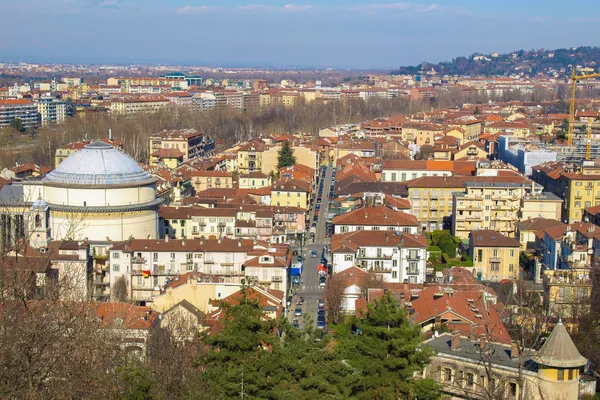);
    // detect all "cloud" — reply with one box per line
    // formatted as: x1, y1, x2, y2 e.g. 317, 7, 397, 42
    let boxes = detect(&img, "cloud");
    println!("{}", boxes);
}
176, 5, 221, 14
237, 4, 274, 11
282, 4, 313, 12
339, 2, 442, 13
